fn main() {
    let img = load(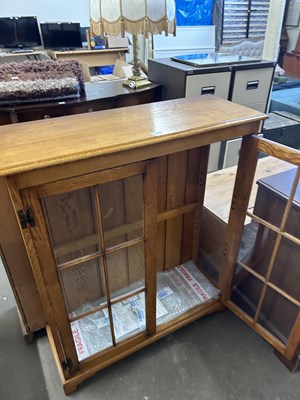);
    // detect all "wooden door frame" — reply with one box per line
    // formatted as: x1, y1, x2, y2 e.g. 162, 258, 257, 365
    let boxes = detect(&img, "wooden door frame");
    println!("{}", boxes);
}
219, 135, 300, 362
8, 161, 157, 376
